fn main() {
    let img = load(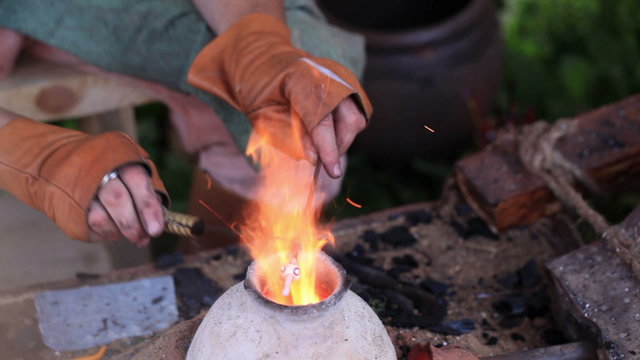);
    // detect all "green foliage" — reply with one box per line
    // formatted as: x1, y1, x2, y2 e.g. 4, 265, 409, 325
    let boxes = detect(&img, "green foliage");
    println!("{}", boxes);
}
501, 0, 640, 118
135, 103, 194, 213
